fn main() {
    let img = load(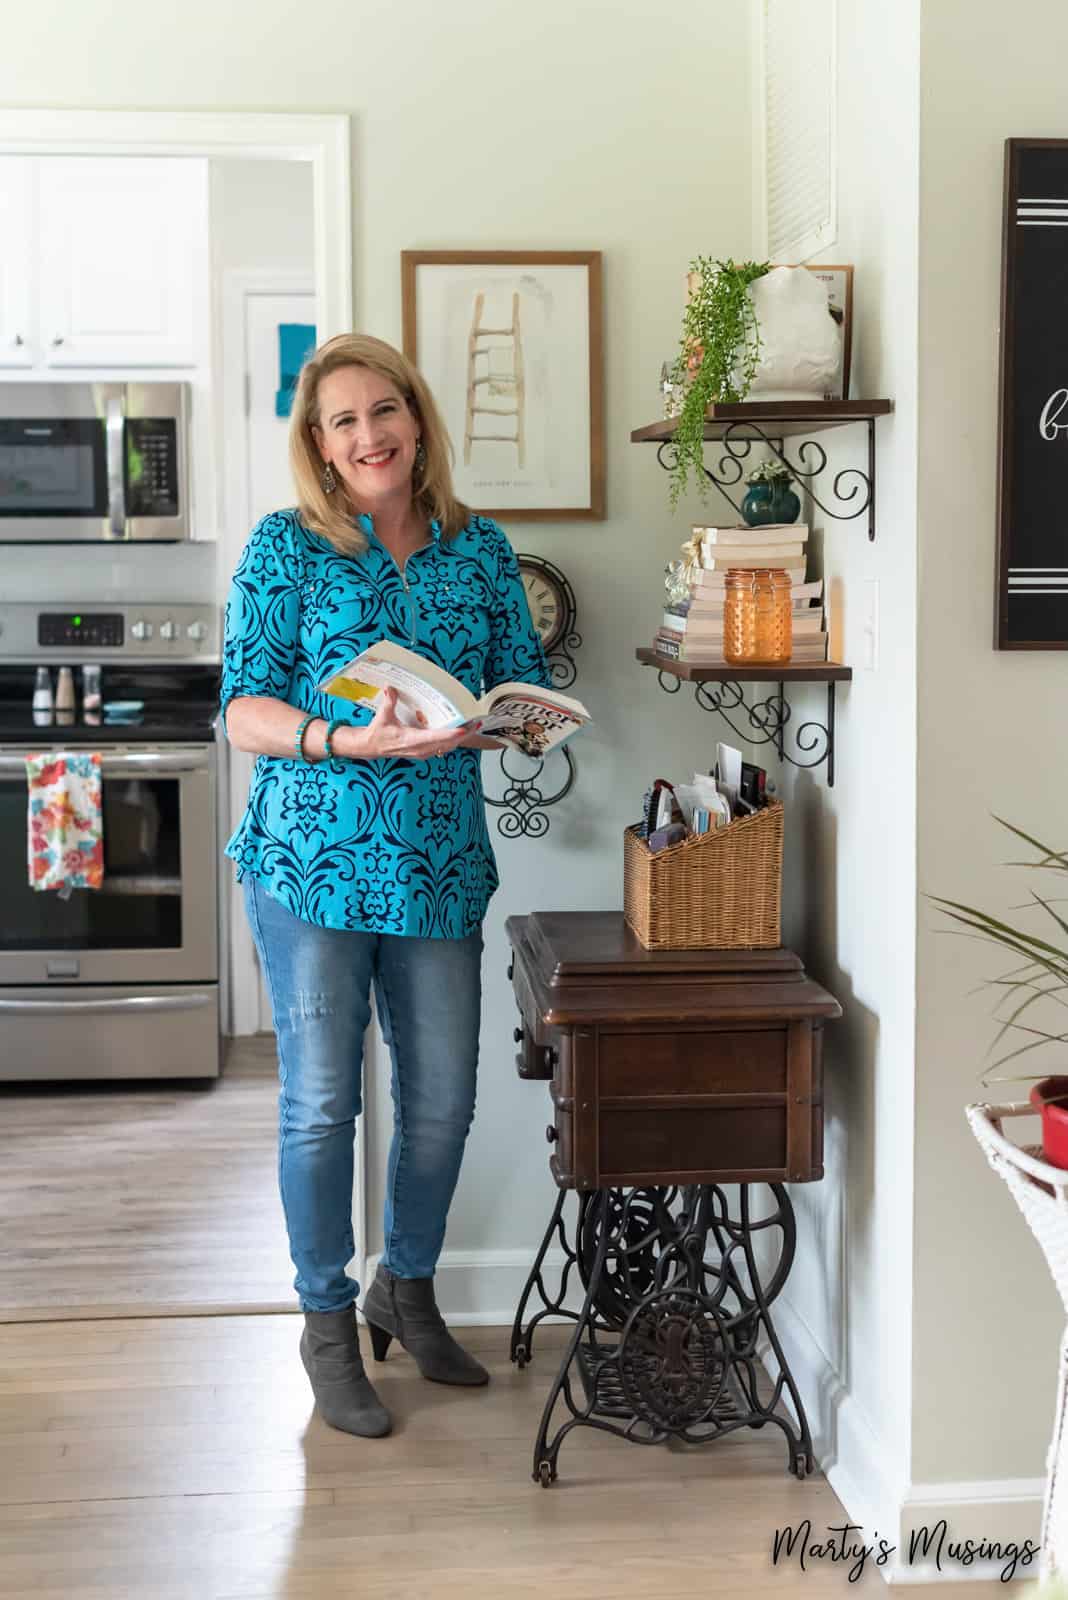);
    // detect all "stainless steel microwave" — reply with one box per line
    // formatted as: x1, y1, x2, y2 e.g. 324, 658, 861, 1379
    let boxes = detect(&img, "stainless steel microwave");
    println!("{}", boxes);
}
0, 382, 190, 543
